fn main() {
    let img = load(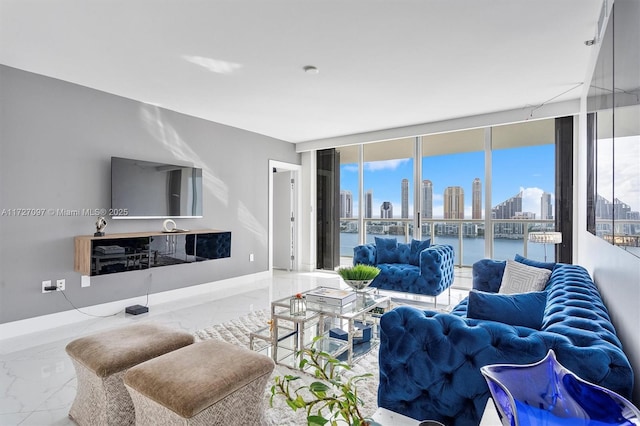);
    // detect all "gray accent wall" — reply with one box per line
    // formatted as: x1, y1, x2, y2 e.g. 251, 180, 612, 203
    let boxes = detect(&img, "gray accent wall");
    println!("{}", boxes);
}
0, 65, 299, 324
